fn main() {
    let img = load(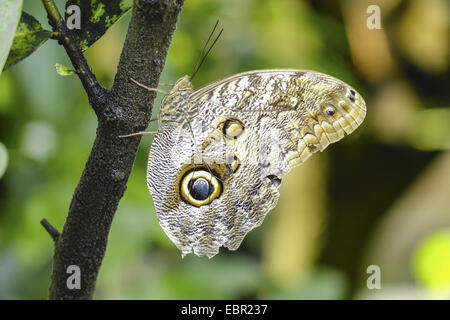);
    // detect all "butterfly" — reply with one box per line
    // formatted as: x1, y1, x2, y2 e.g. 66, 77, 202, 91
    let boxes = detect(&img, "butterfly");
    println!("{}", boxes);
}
143, 69, 366, 258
